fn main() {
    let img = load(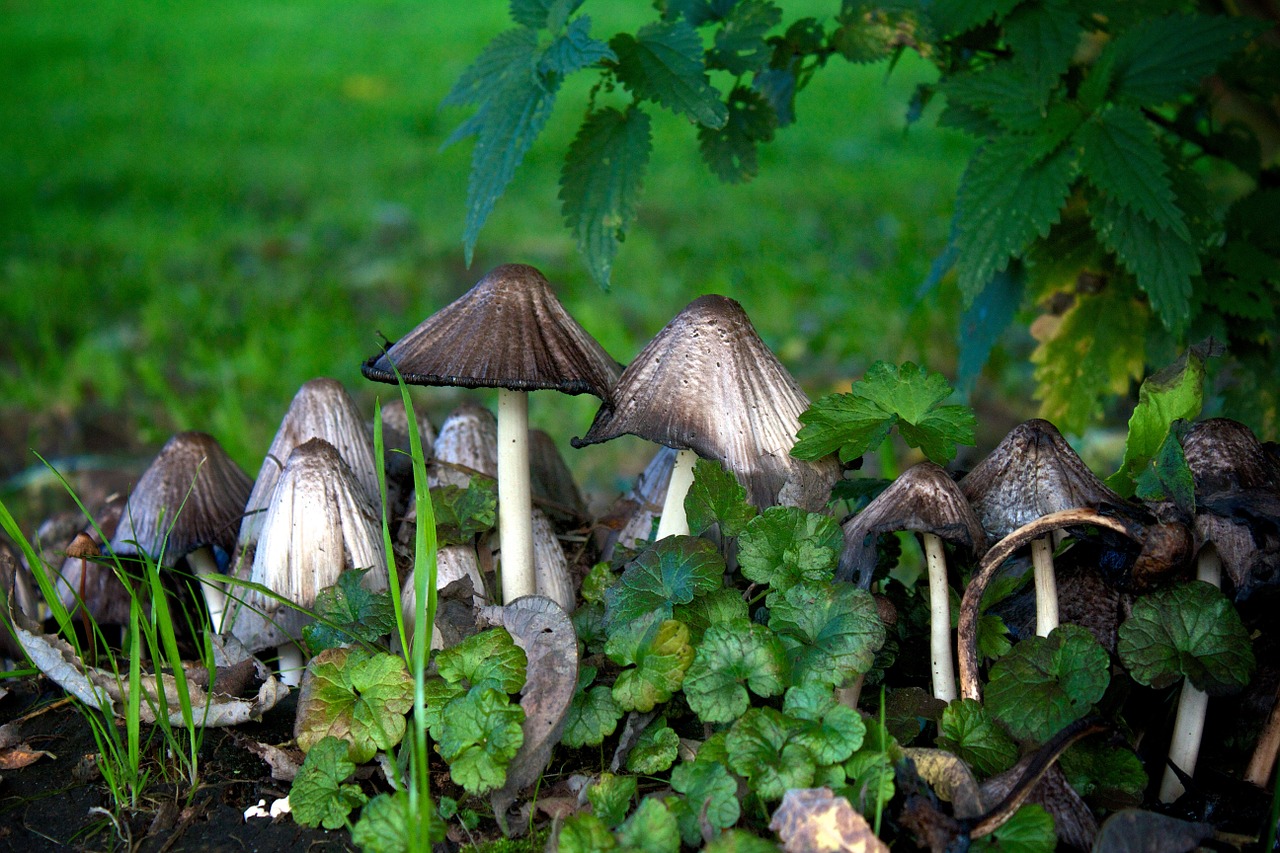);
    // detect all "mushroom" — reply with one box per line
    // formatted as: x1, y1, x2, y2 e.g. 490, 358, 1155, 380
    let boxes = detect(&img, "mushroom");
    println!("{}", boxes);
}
594, 446, 678, 561
52, 494, 129, 628
529, 428, 588, 527
399, 544, 485, 649
109, 432, 252, 633
837, 461, 987, 701
362, 263, 620, 604
960, 419, 1123, 637
572, 295, 839, 538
